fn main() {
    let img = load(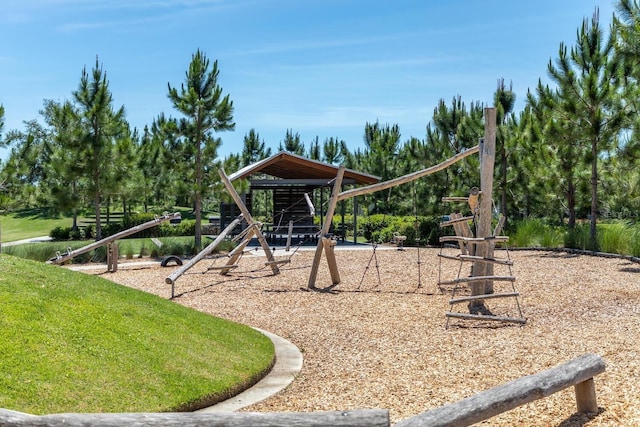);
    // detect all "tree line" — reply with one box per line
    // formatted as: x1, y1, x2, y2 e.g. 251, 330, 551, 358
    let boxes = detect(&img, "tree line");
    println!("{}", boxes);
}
2, 2, 640, 250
